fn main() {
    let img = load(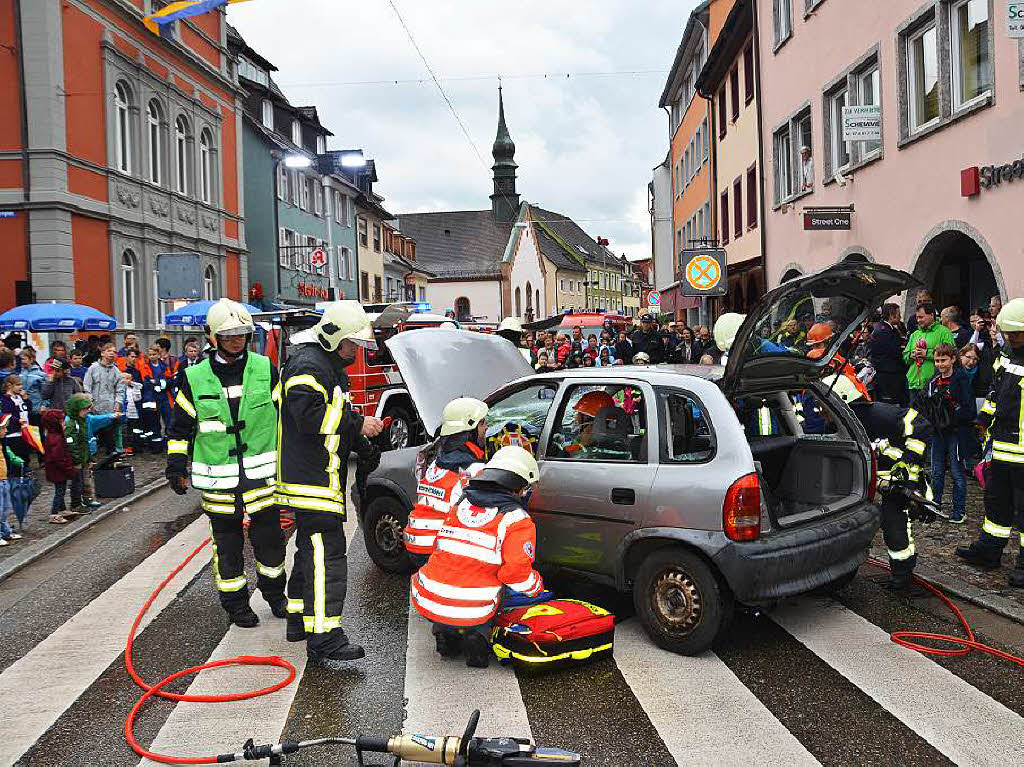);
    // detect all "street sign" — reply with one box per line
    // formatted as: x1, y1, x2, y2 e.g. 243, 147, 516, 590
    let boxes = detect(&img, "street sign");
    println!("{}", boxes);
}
647, 291, 661, 306
842, 105, 881, 142
311, 248, 327, 271
803, 210, 852, 230
677, 249, 727, 296
1009, 2, 1024, 38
